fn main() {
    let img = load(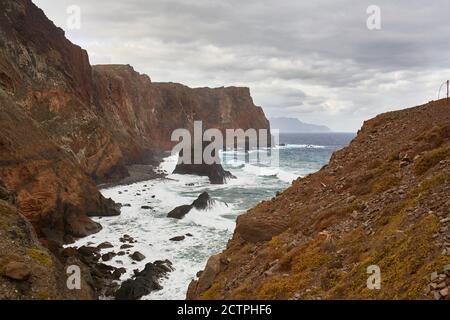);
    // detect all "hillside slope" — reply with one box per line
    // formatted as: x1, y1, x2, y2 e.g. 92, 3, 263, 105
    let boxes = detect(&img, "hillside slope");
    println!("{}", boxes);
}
188, 99, 450, 300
